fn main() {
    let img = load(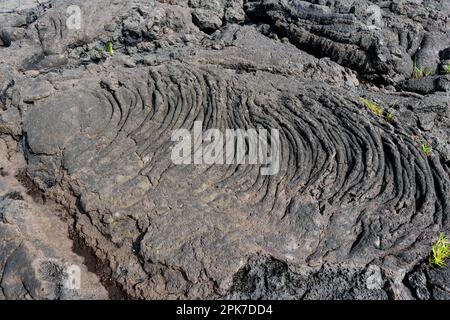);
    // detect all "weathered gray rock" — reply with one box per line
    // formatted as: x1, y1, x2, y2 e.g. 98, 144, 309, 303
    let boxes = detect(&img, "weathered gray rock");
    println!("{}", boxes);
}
244, 0, 449, 83
1, 0, 450, 300
0, 133, 109, 299
228, 256, 389, 300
